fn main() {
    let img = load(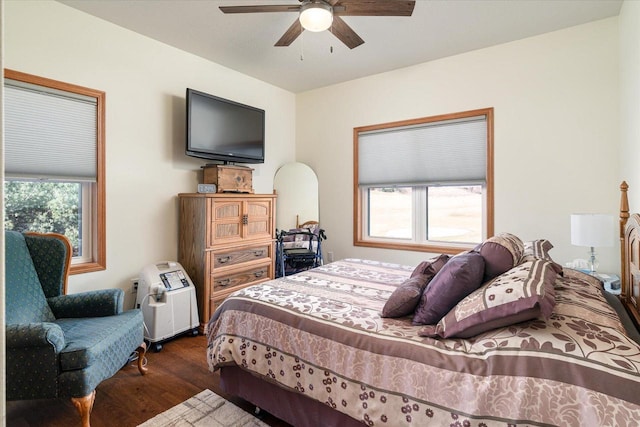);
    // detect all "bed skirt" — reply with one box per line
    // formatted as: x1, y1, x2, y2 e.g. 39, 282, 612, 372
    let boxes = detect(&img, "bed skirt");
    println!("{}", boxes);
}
220, 366, 363, 427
